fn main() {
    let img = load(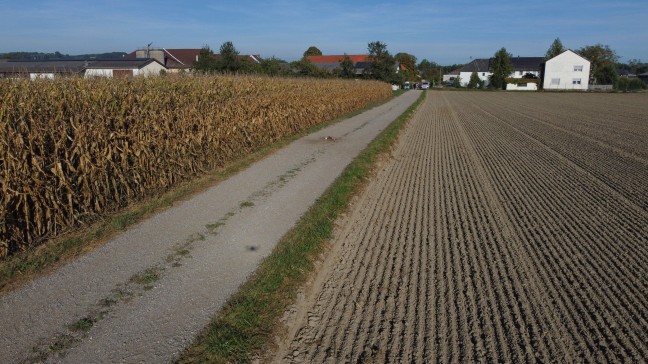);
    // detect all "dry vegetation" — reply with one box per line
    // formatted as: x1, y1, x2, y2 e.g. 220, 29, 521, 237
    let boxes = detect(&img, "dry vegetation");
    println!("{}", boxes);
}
0, 75, 392, 258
